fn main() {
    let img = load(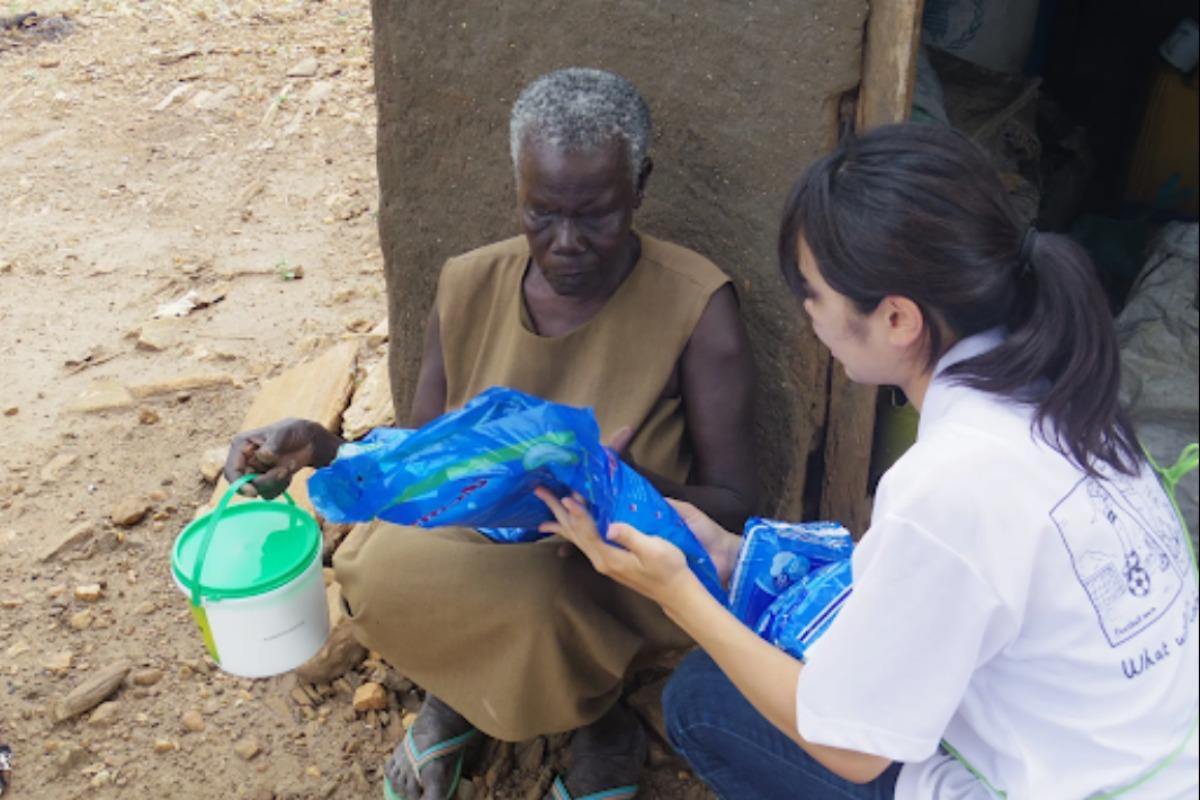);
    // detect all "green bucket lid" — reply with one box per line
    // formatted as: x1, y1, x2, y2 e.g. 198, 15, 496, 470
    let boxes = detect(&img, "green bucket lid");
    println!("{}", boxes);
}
172, 474, 321, 603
